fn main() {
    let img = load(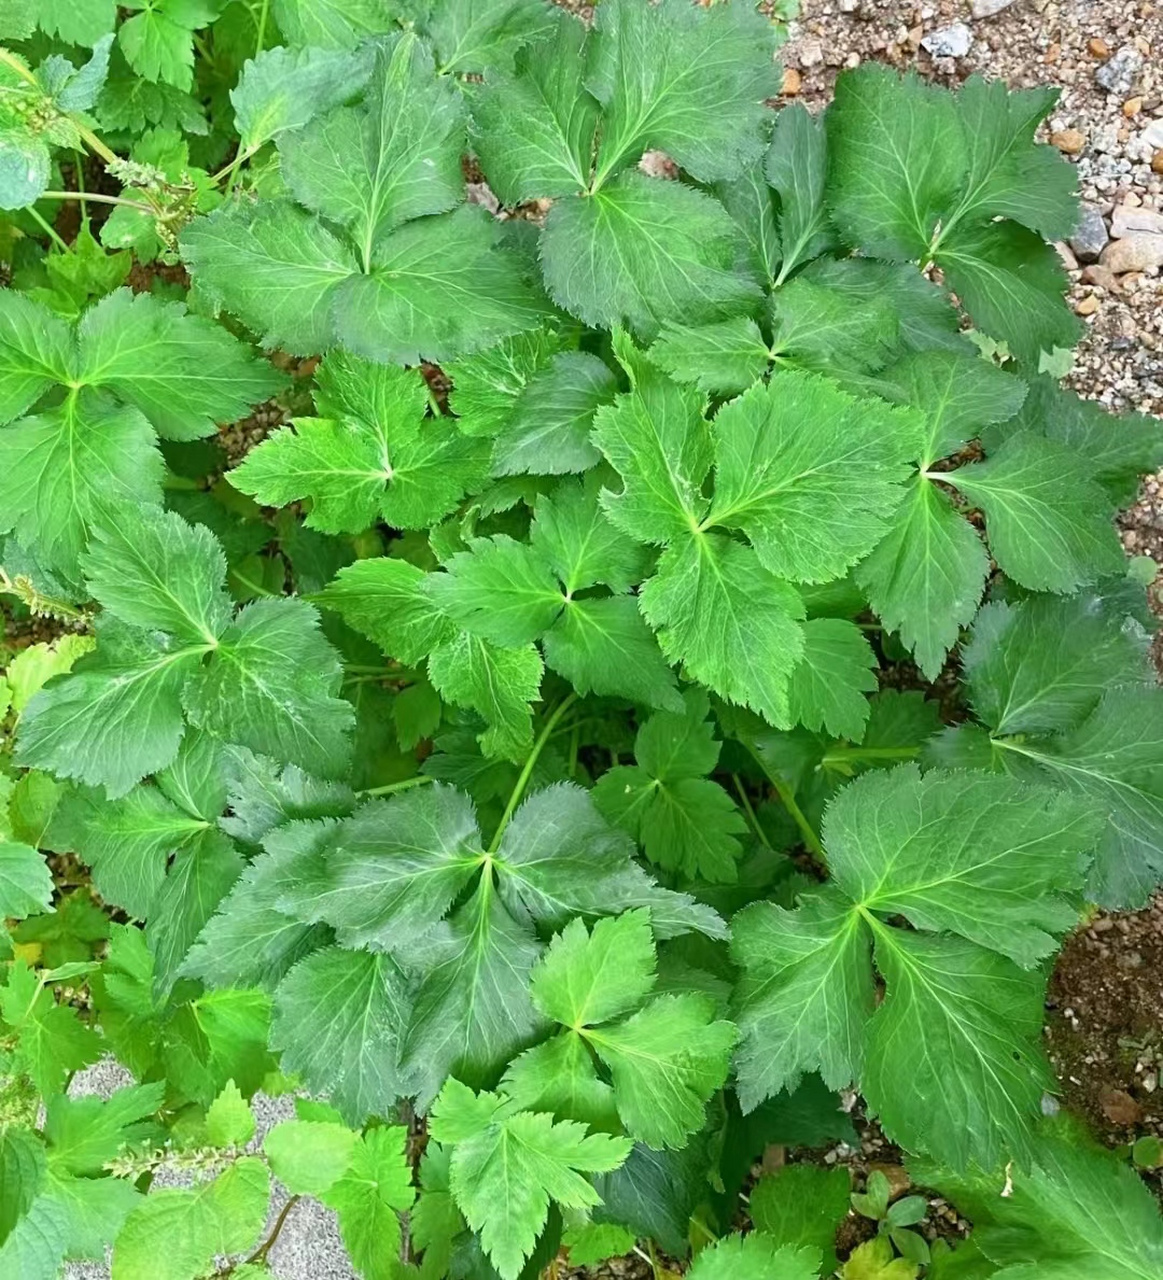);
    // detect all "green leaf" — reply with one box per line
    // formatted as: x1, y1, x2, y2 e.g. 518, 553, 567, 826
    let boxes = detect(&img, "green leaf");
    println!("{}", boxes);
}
183, 597, 355, 778
587, 0, 779, 185
321, 556, 455, 664
34, 0, 117, 45
427, 535, 564, 647
231, 45, 375, 151
0, 840, 52, 921
992, 687, 1163, 908
44, 1082, 164, 1175
963, 594, 1153, 737
271, 0, 394, 49
426, 0, 556, 75
17, 622, 201, 798
687, 1233, 822, 1280
0, 960, 100, 1095
334, 206, 549, 365
542, 174, 762, 338
530, 910, 656, 1029
493, 352, 614, 477
650, 317, 771, 396
708, 373, 918, 582
83, 503, 230, 646
641, 533, 805, 729
321, 1126, 415, 1280
272, 946, 413, 1125
205, 1080, 255, 1148
751, 1164, 850, 1272
713, 165, 781, 287
937, 223, 1082, 365
280, 35, 466, 250
264, 1119, 357, 1196
502, 1030, 619, 1134
869, 350, 1027, 466
542, 596, 682, 713
529, 478, 648, 595
428, 631, 543, 759
0, 1126, 46, 1244
766, 103, 835, 281
112, 1157, 270, 1280
923, 1117, 1163, 1280
827, 65, 966, 260
429, 1078, 633, 1280
823, 766, 1098, 967
181, 199, 359, 355
469, 13, 597, 204
4, 636, 95, 718
856, 478, 990, 681
732, 766, 1094, 1167
0, 292, 72, 424
593, 691, 745, 882
75, 289, 286, 442
119, 0, 223, 91
447, 329, 558, 437
946, 432, 1124, 593
232, 359, 485, 534
0, 390, 164, 580
787, 618, 878, 742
